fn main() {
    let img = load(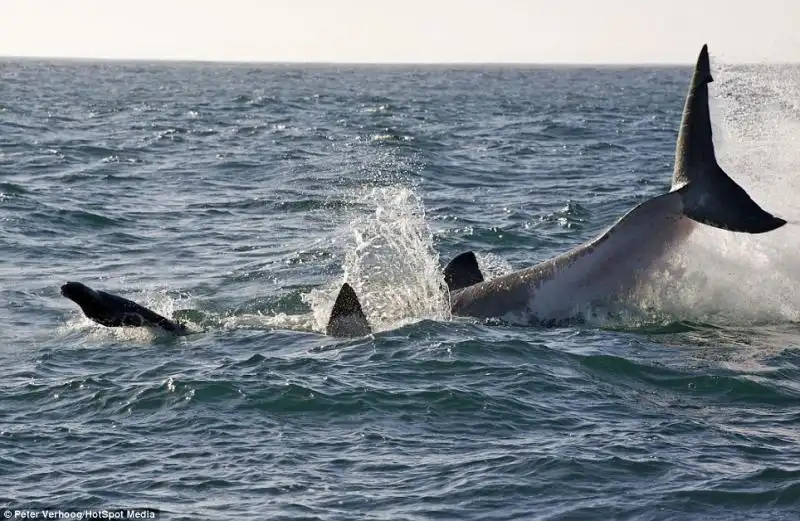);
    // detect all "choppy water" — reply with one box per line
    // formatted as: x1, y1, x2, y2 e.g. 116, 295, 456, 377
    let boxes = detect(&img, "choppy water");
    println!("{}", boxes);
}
2, 57, 800, 520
